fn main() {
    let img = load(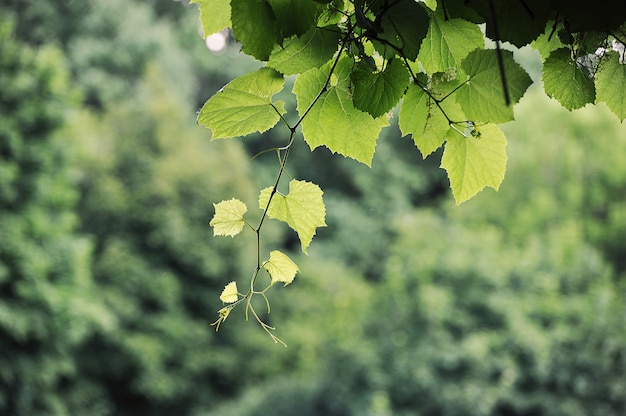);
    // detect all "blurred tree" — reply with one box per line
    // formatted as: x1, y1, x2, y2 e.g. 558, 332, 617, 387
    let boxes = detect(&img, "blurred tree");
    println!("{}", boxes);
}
64, 61, 266, 413
0, 20, 112, 415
